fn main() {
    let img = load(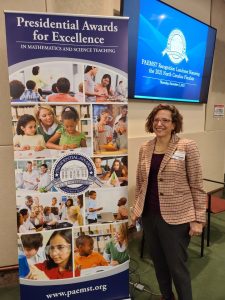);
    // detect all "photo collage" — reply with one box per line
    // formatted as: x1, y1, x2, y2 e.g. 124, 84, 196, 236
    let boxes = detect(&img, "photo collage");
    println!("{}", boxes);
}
11, 61, 129, 281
